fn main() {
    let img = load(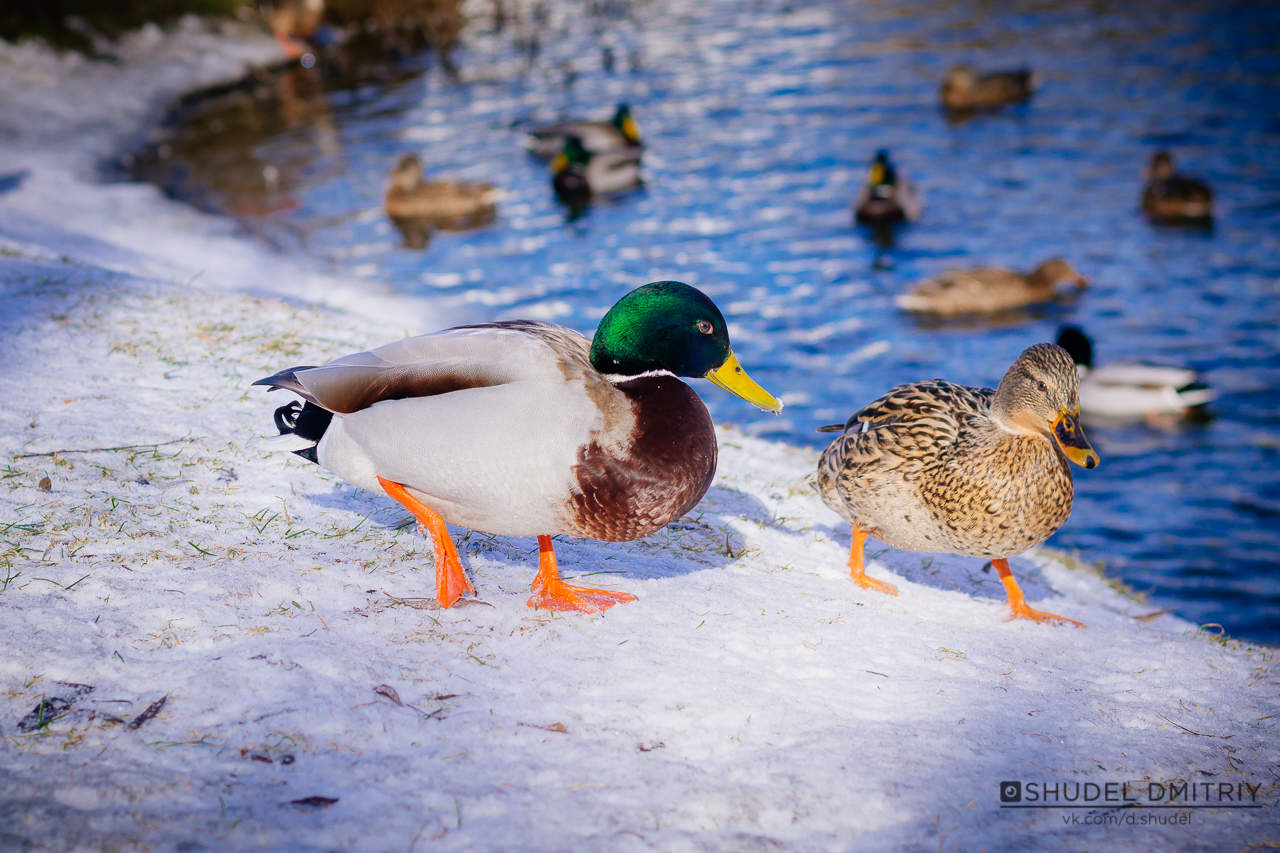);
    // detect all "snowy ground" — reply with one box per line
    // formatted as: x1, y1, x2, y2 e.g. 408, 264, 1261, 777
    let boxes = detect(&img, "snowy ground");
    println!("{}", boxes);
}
1, 17, 1278, 852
